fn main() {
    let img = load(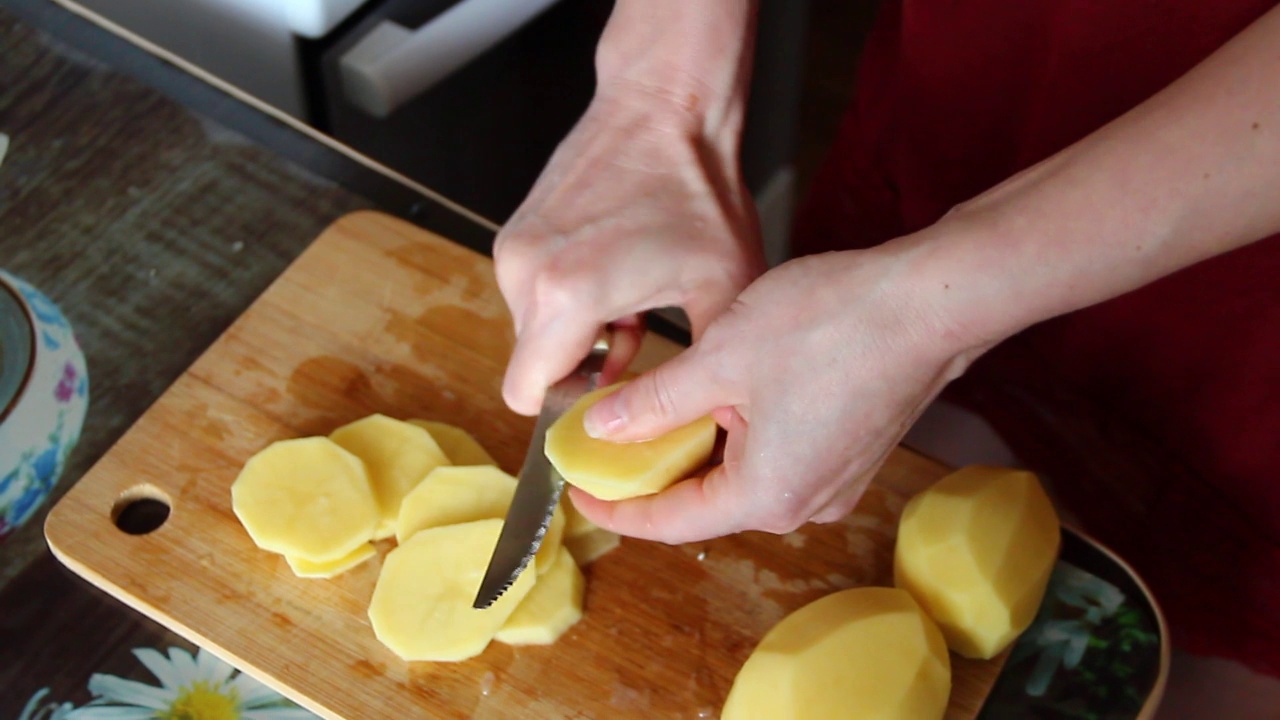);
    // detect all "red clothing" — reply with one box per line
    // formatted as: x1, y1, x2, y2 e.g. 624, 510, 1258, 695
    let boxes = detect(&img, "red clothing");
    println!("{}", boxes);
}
793, 0, 1280, 676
